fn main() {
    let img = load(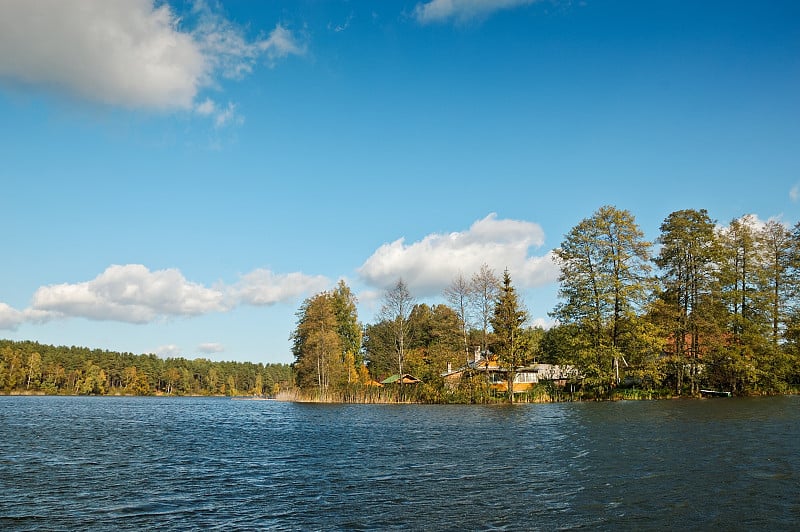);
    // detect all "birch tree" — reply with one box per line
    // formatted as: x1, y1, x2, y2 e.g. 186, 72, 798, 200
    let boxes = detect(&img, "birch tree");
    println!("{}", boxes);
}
379, 279, 416, 396
444, 272, 473, 361
470, 264, 499, 358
